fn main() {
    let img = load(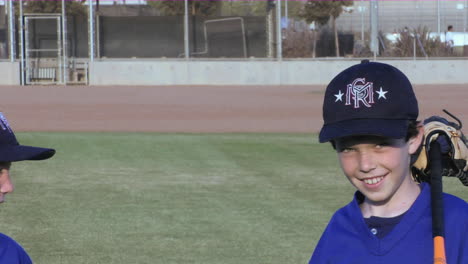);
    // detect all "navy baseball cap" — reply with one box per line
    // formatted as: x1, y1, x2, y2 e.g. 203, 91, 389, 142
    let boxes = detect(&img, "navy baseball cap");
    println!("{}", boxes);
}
319, 60, 418, 143
0, 112, 55, 162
